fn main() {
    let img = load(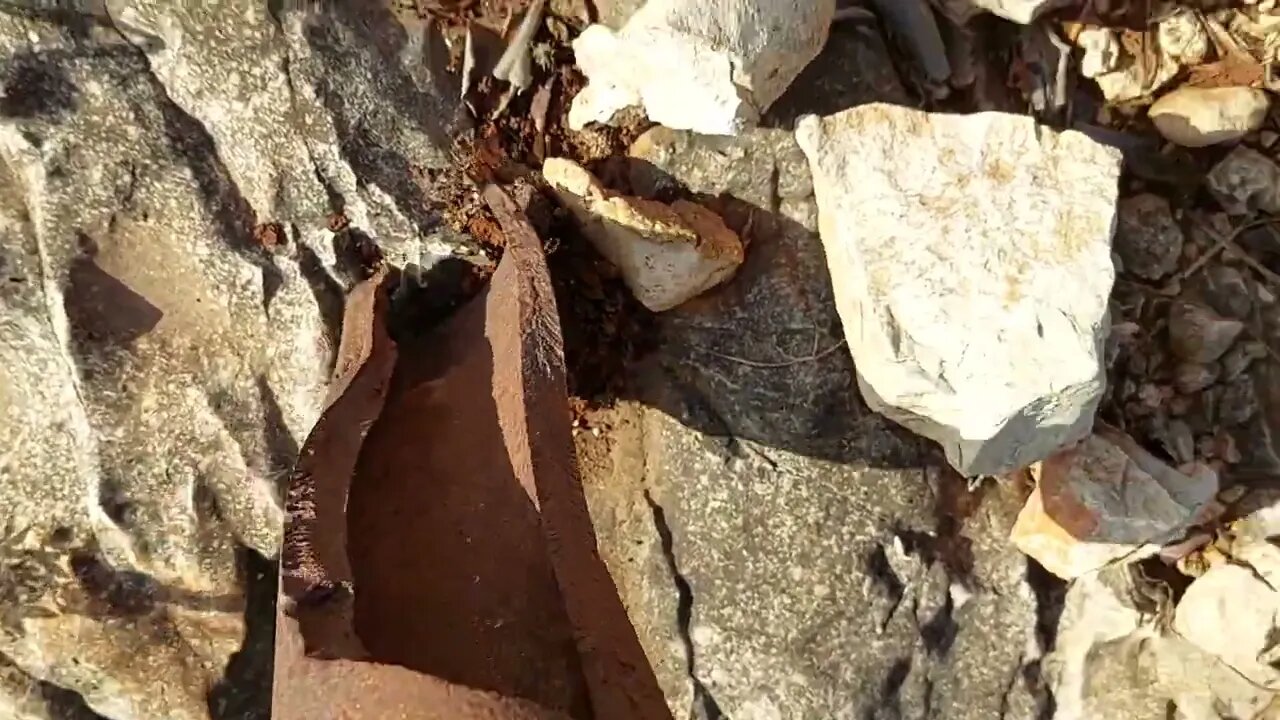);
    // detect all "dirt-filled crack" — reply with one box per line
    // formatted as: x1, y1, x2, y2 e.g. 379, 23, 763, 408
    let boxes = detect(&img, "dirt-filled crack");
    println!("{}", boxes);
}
644, 489, 724, 720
